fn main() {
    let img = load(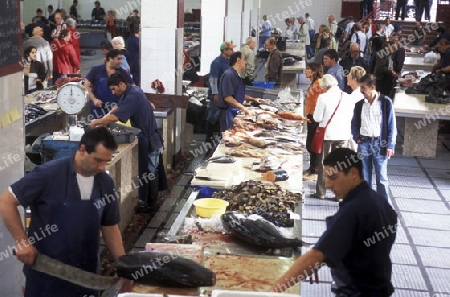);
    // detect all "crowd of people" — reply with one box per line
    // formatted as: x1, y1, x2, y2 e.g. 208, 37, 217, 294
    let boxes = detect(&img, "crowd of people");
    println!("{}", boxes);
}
21, 1, 141, 93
